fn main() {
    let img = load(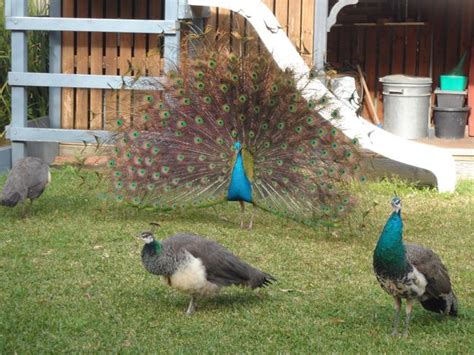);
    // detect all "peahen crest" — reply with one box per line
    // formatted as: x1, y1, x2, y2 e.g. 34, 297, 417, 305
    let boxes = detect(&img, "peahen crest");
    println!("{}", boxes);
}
109, 30, 364, 227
